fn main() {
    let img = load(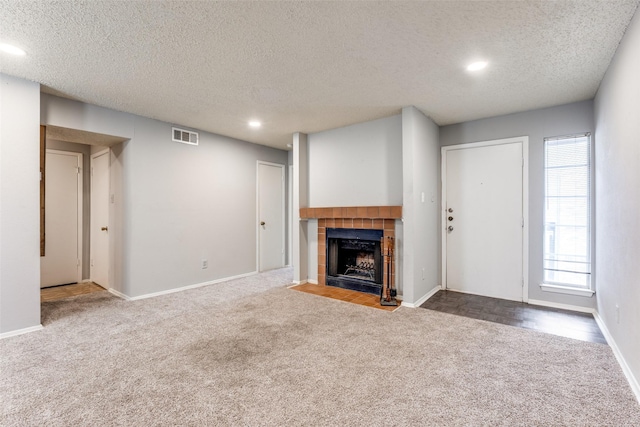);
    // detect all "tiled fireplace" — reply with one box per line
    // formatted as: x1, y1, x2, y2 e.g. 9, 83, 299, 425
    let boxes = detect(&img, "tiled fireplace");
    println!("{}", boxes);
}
300, 206, 401, 293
